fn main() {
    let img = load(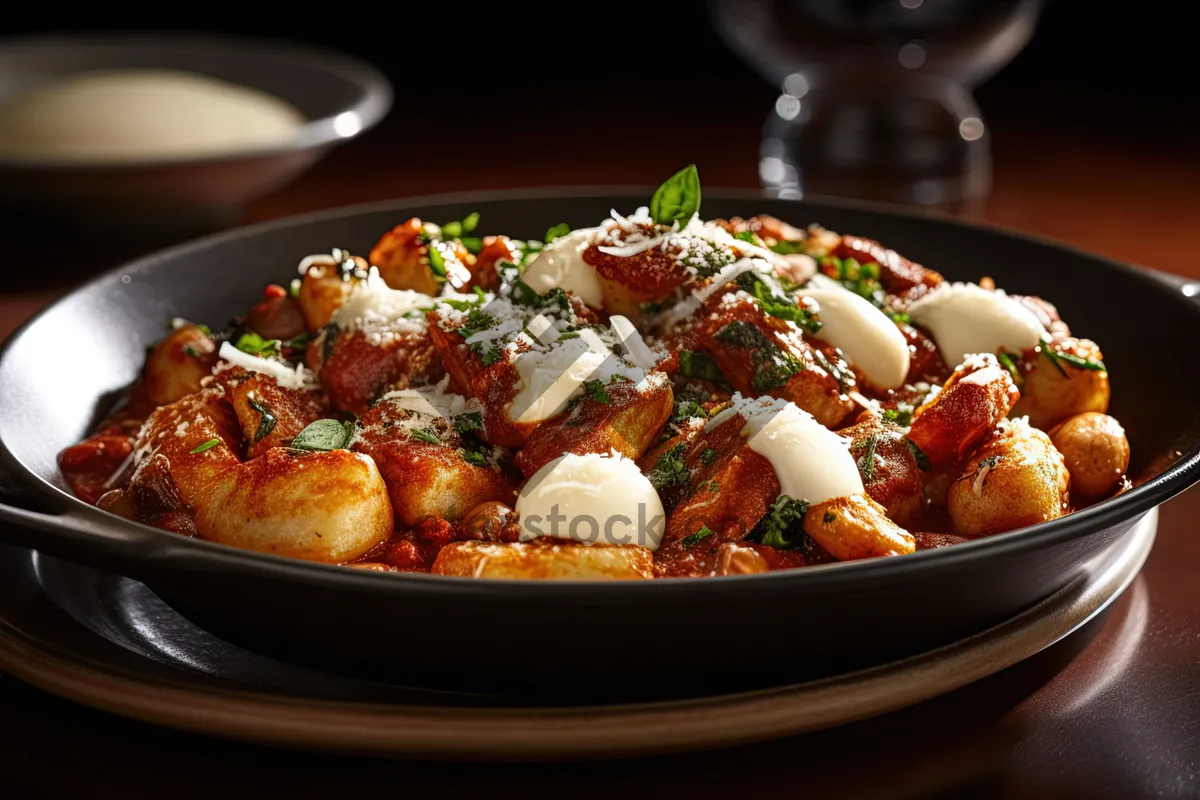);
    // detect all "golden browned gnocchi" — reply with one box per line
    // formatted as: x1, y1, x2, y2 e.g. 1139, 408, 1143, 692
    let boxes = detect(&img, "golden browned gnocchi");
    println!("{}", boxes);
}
948, 418, 1070, 536
60, 167, 1132, 580
1048, 412, 1130, 498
